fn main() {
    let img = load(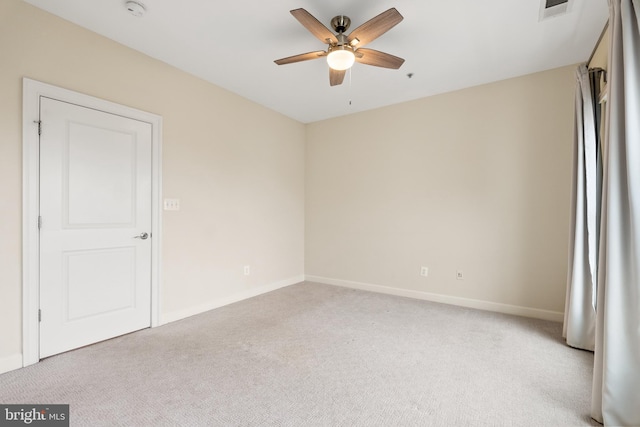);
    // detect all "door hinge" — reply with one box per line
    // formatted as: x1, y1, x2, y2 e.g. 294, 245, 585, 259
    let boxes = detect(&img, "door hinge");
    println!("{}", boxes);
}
38, 309, 42, 322
38, 215, 42, 229
34, 120, 42, 136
